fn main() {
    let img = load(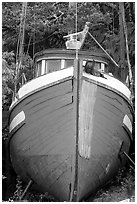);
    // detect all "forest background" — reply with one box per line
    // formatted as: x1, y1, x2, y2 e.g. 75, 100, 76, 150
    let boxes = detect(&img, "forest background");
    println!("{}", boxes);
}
2, 2, 135, 112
